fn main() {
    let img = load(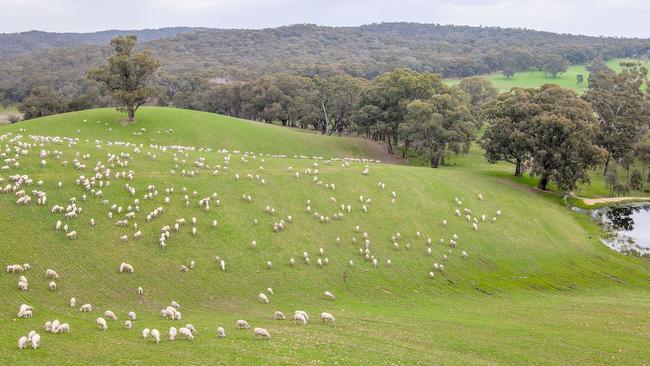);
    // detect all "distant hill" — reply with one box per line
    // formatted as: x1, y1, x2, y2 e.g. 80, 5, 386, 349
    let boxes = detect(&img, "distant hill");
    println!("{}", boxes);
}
1, 23, 649, 103
0, 27, 205, 58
